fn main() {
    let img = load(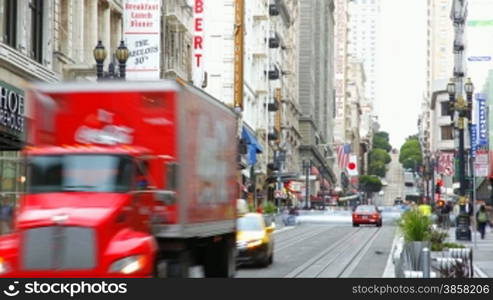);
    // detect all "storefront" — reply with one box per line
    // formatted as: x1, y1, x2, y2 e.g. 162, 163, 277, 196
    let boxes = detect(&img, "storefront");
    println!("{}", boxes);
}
0, 80, 27, 203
